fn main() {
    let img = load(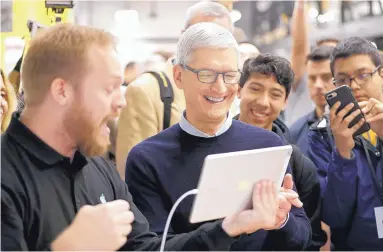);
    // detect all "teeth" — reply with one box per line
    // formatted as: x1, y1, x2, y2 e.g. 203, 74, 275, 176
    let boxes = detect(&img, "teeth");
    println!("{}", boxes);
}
253, 111, 267, 117
205, 96, 224, 102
